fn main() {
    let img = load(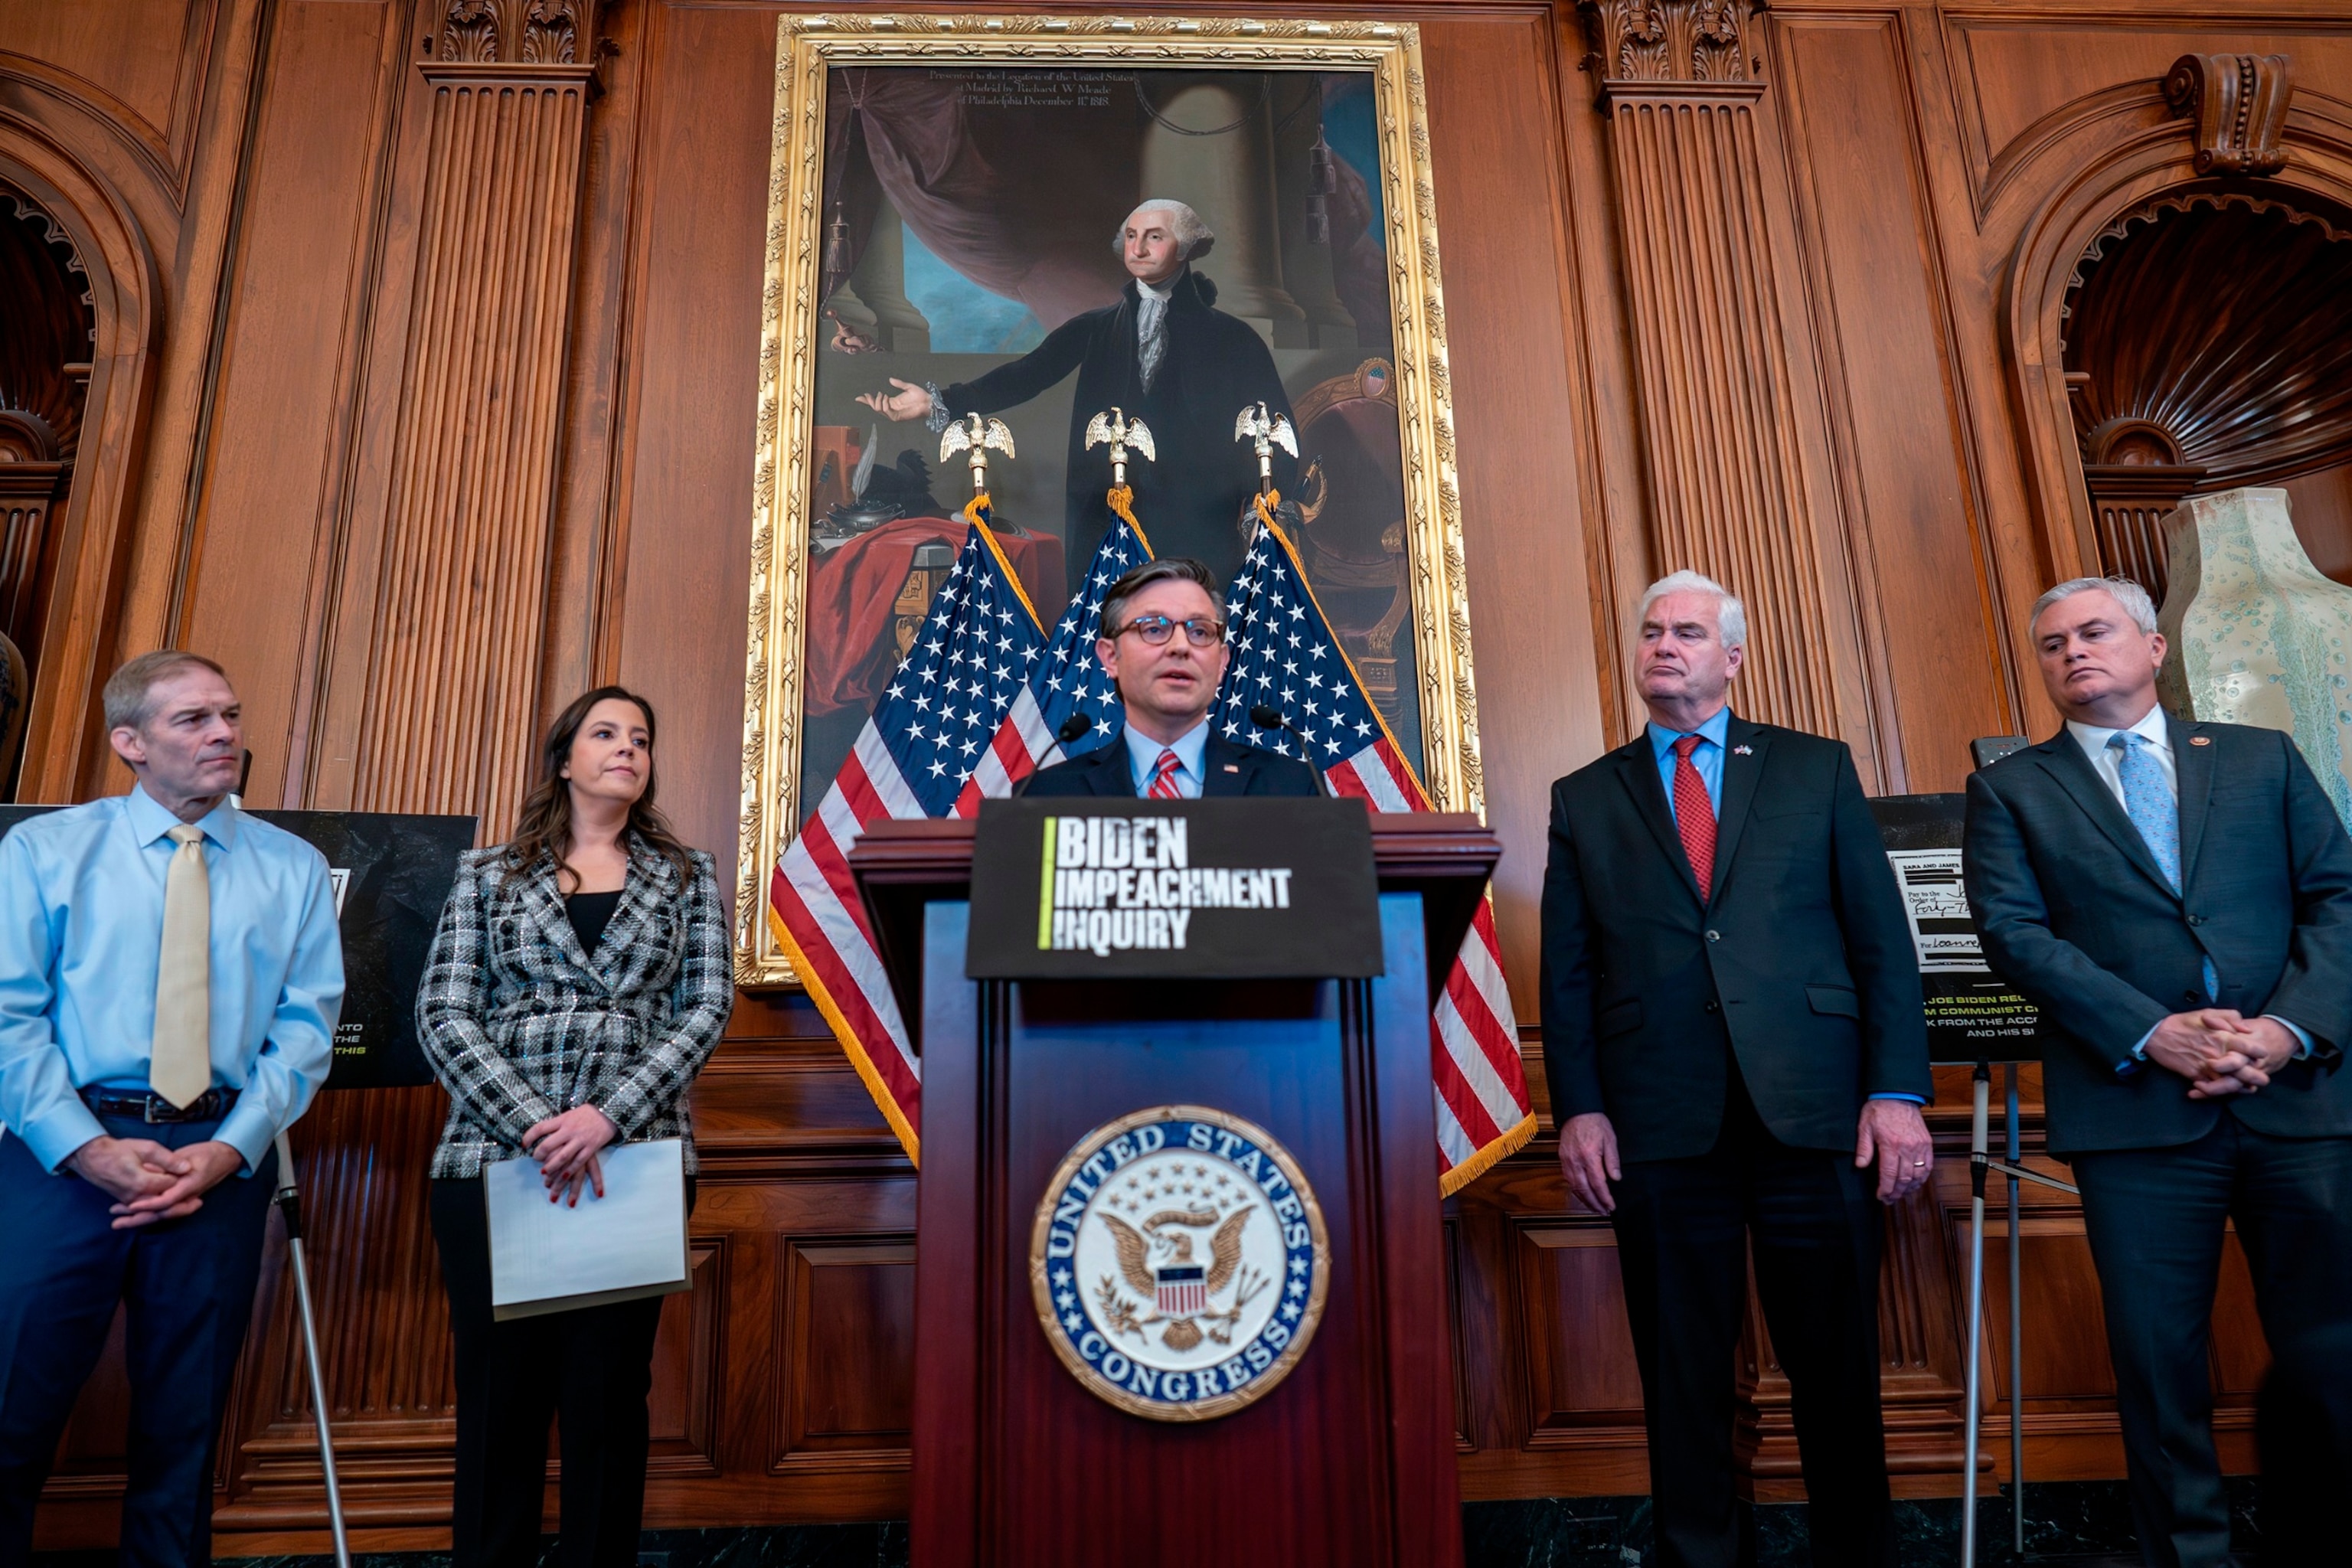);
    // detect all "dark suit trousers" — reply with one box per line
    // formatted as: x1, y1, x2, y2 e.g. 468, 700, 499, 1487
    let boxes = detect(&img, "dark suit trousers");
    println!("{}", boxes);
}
0, 1115, 276, 1568
431, 1178, 689, 1568
1609, 1072, 1891, 1568
2069, 1117, 2352, 1568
